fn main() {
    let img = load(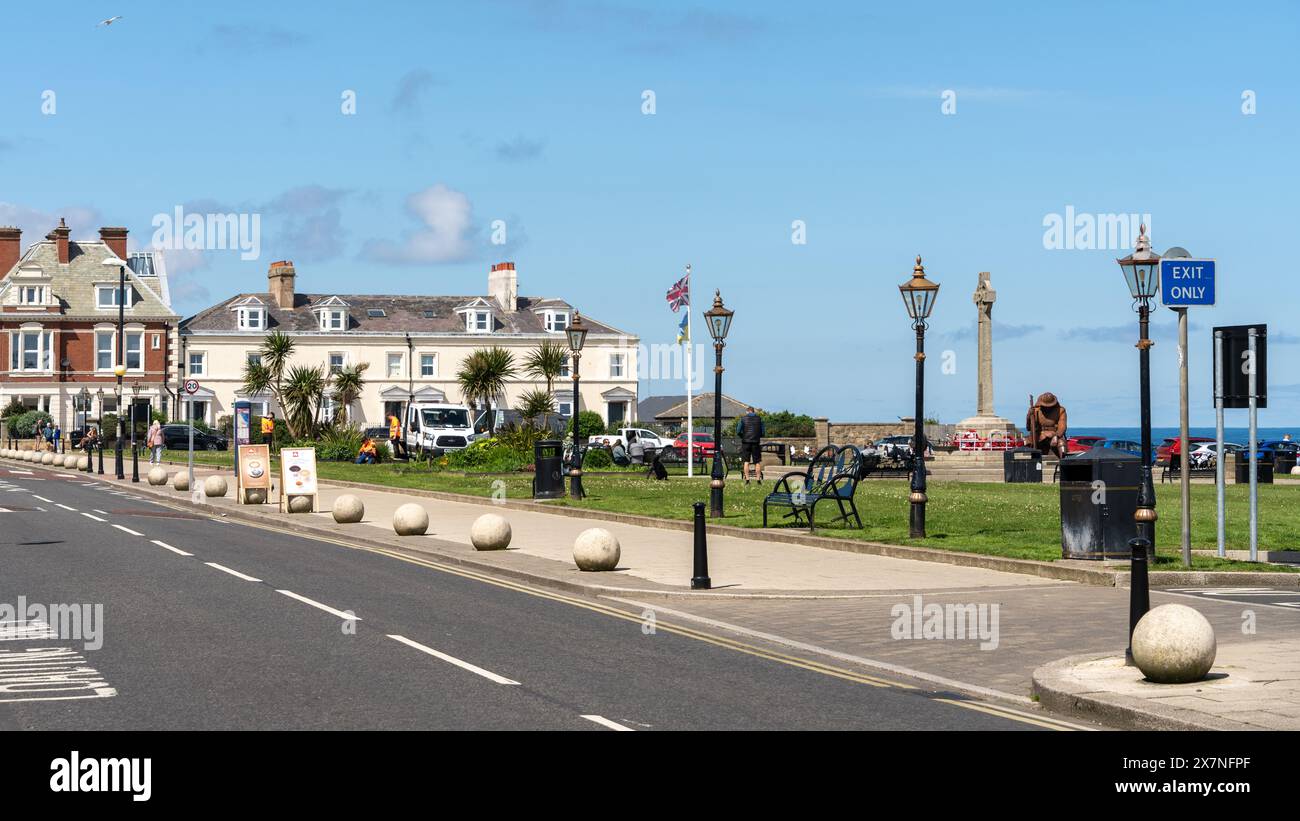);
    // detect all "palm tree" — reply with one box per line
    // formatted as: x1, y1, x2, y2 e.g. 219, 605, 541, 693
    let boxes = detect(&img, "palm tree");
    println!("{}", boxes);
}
330, 362, 369, 426
517, 388, 556, 429
457, 347, 516, 435
523, 339, 567, 394
282, 364, 327, 438
241, 329, 297, 432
